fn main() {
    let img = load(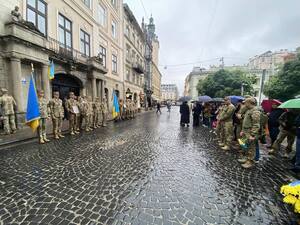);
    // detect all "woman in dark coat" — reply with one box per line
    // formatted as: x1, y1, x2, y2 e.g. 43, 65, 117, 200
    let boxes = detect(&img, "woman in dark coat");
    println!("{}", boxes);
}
180, 101, 190, 127
192, 101, 202, 127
